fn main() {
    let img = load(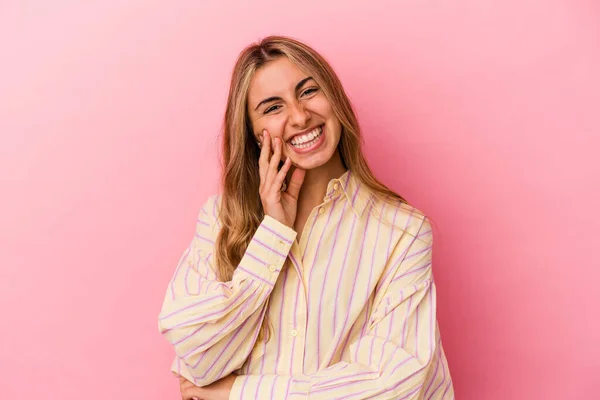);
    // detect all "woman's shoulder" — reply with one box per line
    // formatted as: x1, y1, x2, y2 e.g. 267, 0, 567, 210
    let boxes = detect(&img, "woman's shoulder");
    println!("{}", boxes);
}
196, 193, 223, 226
370, 195, 433, 245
